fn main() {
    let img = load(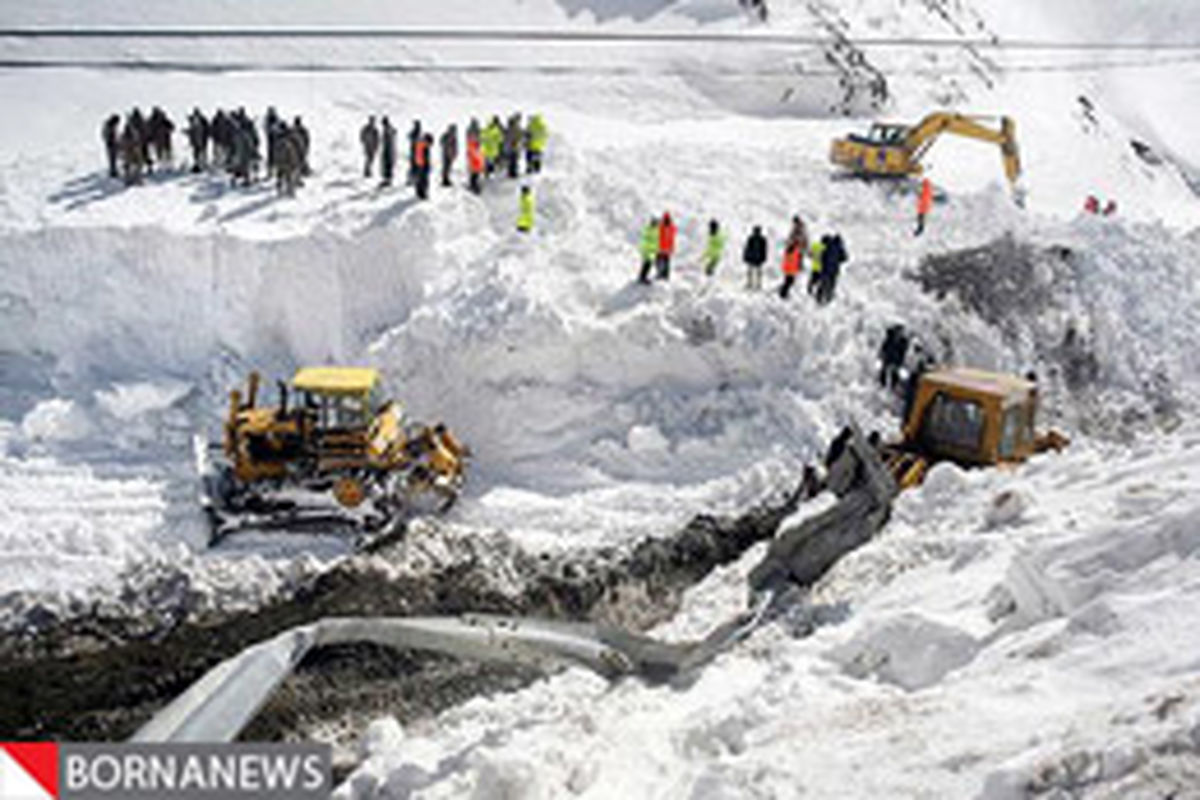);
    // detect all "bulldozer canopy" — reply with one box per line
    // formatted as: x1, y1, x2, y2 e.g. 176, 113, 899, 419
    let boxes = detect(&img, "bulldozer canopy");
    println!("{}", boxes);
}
292, 366, 379, 397
922, 367, 1034, 406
